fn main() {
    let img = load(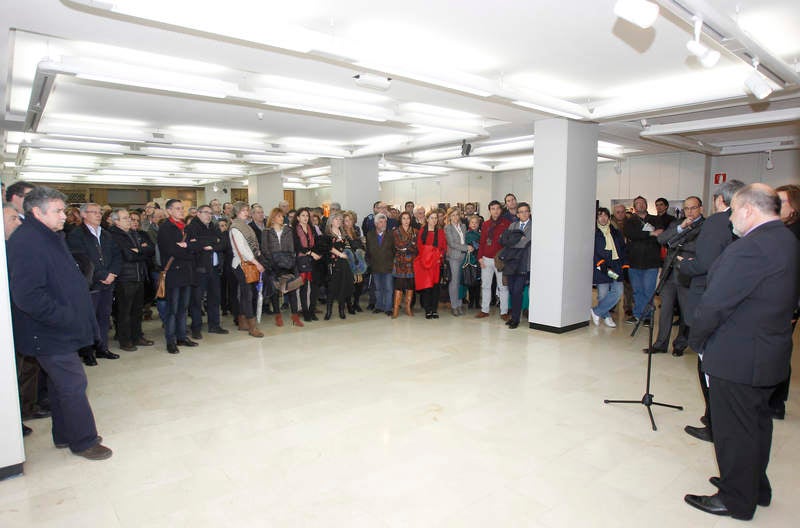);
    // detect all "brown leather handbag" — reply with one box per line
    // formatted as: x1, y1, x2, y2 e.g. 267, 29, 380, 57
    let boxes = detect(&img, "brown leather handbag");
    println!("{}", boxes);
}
232, 232, 260, 284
